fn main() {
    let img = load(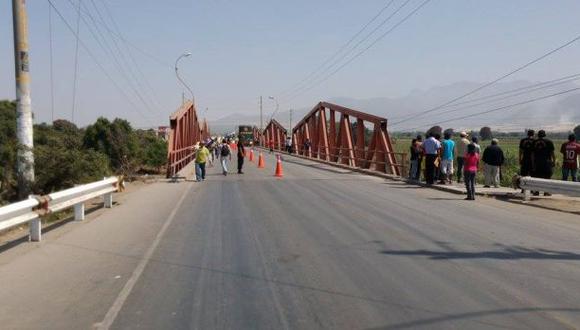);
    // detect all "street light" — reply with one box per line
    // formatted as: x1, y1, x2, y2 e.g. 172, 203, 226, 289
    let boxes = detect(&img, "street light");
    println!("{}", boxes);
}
268, 95, 279, 122
175, 52, 194, 105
